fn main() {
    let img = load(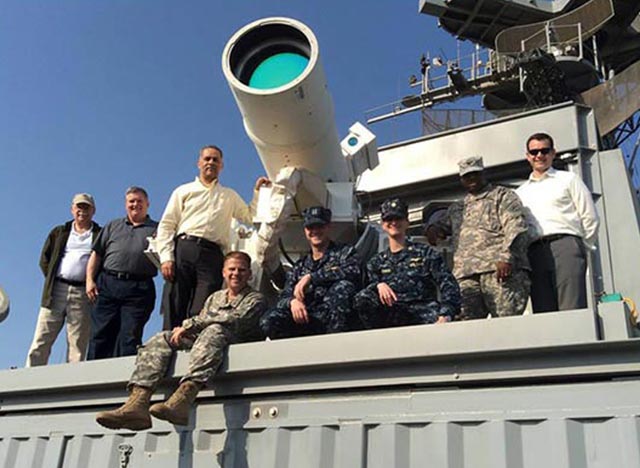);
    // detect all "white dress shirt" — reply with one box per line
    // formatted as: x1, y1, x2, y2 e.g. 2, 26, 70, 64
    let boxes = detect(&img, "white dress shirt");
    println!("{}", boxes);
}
516, 167, 599, 249
56, 225, 93, 281
156, 177, 258, 263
